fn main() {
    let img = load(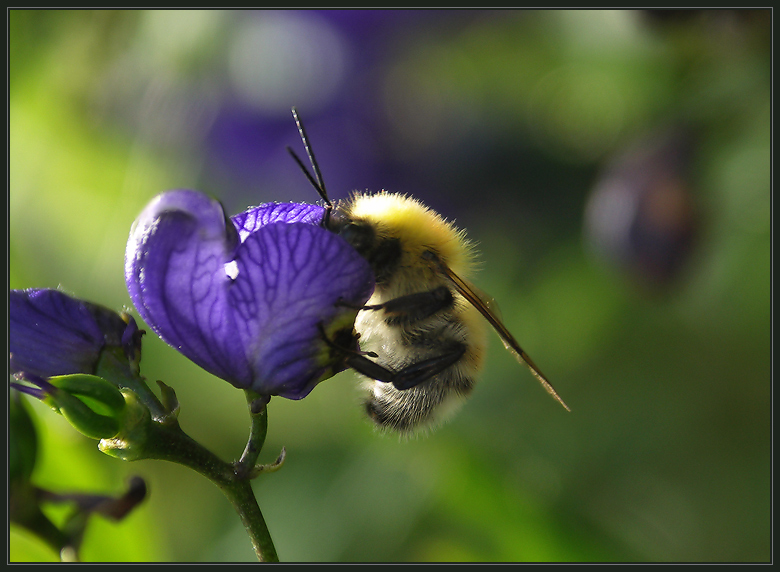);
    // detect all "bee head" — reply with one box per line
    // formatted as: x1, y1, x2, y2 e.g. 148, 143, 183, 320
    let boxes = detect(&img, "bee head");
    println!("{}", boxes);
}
327, 204, 402, 286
